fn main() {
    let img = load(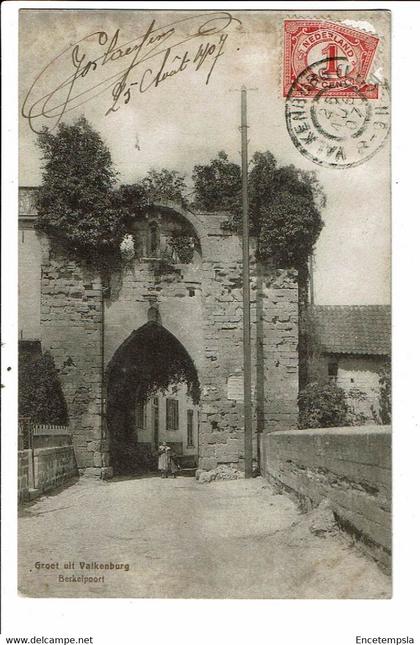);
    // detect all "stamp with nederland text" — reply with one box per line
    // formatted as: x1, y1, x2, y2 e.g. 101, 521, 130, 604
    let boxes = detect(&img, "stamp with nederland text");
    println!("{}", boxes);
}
283, 19, 380, 99
283, 19, 390, 169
